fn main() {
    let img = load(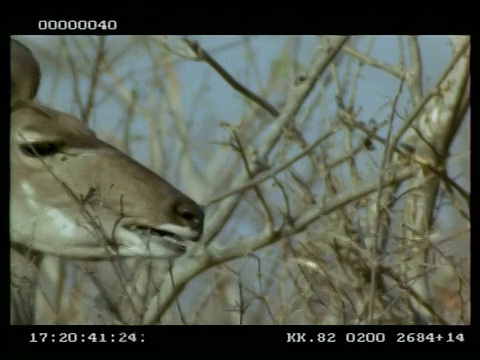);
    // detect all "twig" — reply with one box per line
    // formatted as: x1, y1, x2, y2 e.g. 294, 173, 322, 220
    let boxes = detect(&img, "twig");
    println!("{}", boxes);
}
342, 45, 404, 79
206, 128, 336, 206
368, 76, 405, 324
183, 38, 280, 117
